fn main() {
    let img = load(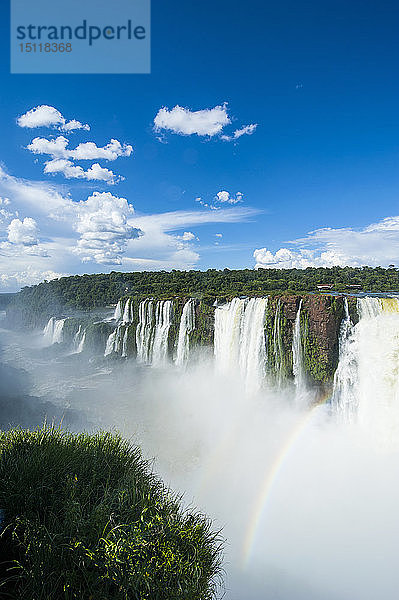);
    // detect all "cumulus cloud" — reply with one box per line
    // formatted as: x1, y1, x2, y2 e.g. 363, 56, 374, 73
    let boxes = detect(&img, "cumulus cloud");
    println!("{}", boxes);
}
254, 216, 399, 270
17, 105, 90, 131
27, 136, 133, 161
7, 217, 38, 246
215, 190, 243, 205
154, 104, 231, 137
153, 104, 259, 143
44, 159, 119, 184
179, 231, 196, 241
0, 197, 14, 223
0, 166, 257, 290
72, 191, 142, 265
